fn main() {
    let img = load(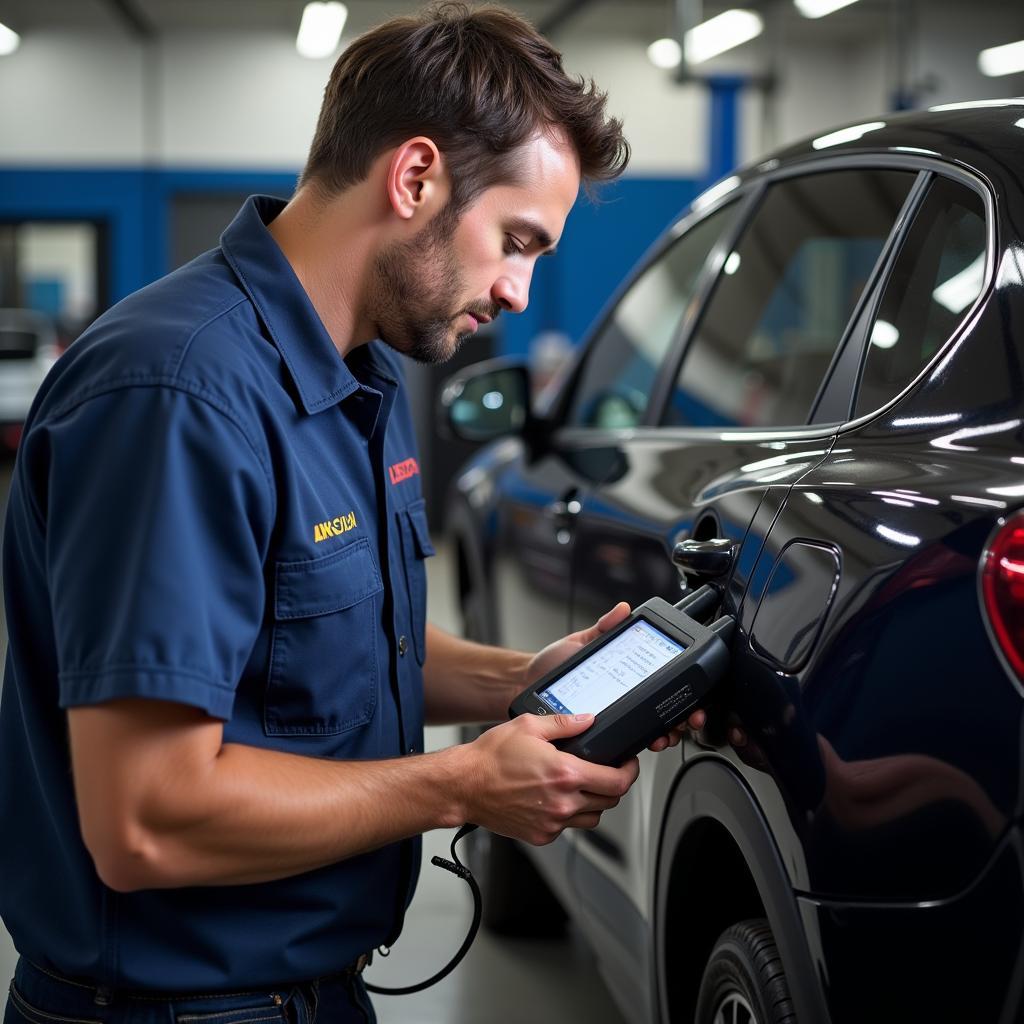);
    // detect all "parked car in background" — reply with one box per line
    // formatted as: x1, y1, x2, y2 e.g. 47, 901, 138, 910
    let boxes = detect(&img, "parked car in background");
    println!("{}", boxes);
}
0, 309, 61, 456
439, 101, 1024, 1024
